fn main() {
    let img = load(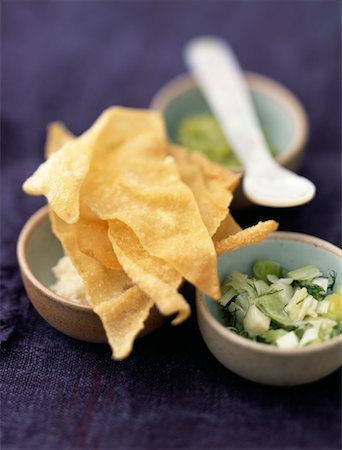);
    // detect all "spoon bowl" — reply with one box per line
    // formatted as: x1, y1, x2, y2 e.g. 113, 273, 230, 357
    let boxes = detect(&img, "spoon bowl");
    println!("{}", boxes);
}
244, 164, 316, 207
